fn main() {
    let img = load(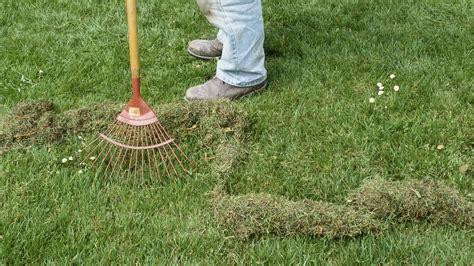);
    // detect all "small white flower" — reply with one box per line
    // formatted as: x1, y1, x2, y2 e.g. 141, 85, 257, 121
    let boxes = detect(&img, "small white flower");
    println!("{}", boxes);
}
78, 170, 83, 174
379, 86, 384, 90
61, 158, 68, 163
68, 156, 73, 161
78, 136, 83, 140
78, 149, 82, 153
378, 91, 384, 96
90, 156, 96, 160
389, 74, 396, 79
369, 97, 375, 103
377, 82, 383, 88
39, 70, 44, 74
56, 170, 60, 174
80, 162, 86, 166
393, 85, 400, 91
